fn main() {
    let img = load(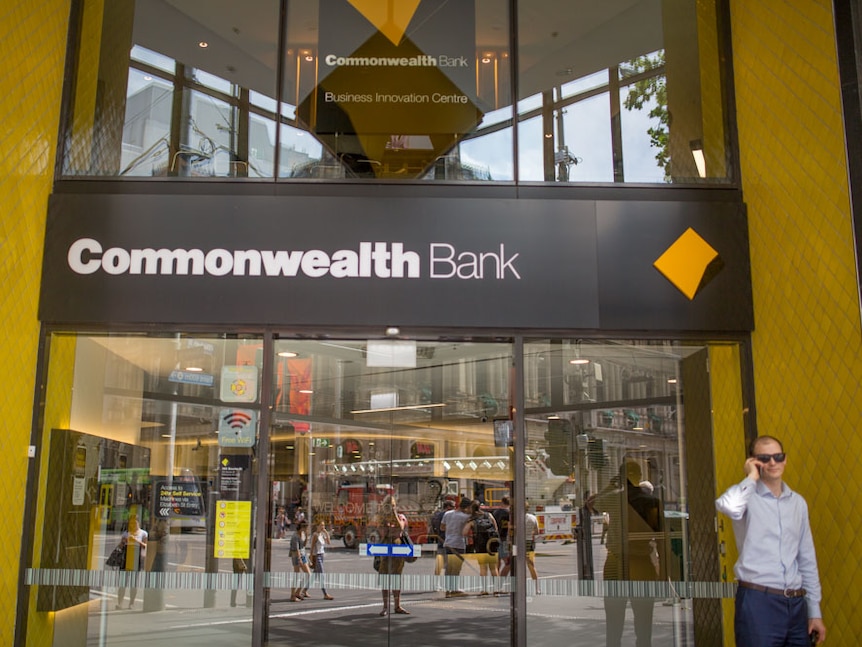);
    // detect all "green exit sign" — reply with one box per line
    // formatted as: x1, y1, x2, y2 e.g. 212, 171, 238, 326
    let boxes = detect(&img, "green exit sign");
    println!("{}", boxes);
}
312, 438, 330, 448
